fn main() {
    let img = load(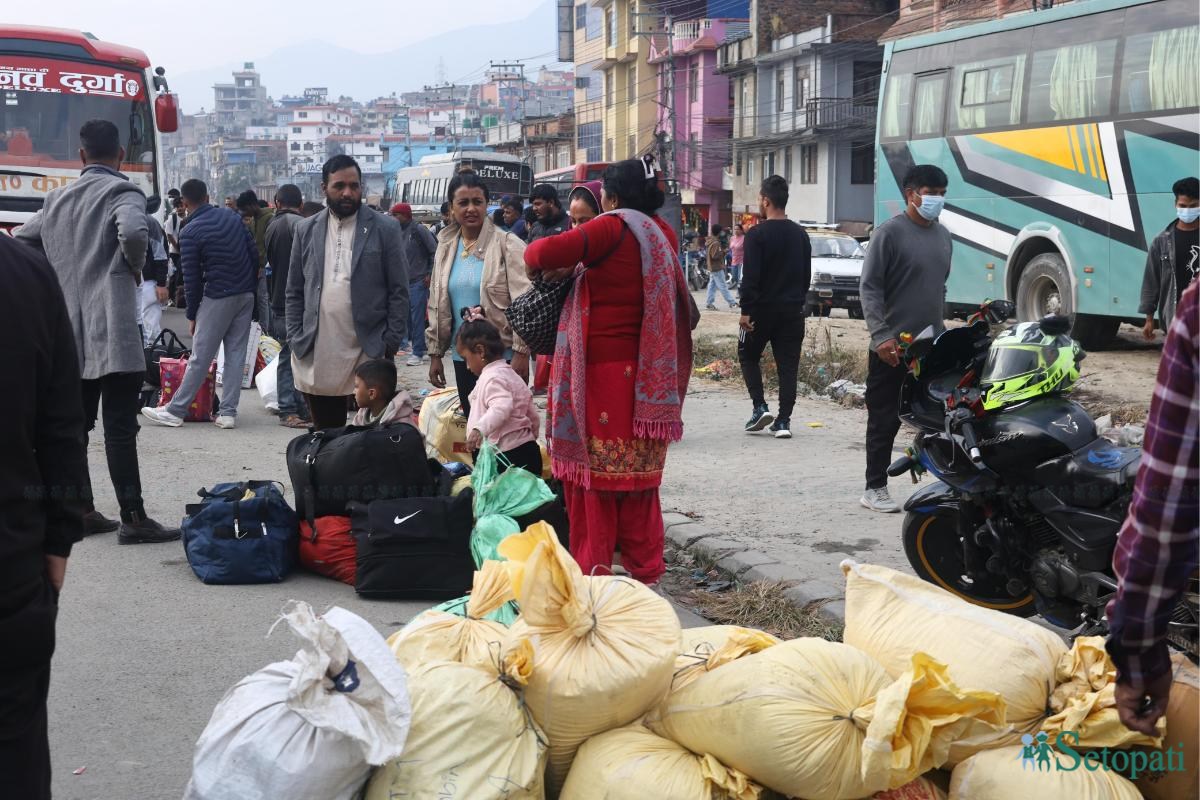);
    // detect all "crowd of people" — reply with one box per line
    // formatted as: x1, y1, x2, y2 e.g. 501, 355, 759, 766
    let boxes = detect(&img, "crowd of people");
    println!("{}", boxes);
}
1, 117, 1197, 796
